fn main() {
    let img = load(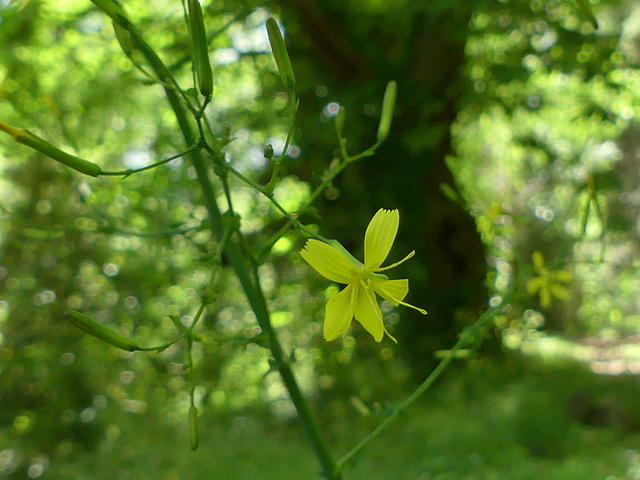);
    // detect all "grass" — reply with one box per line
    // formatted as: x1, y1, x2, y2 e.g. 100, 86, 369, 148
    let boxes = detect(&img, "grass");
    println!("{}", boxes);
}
40, 355, 640, 480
